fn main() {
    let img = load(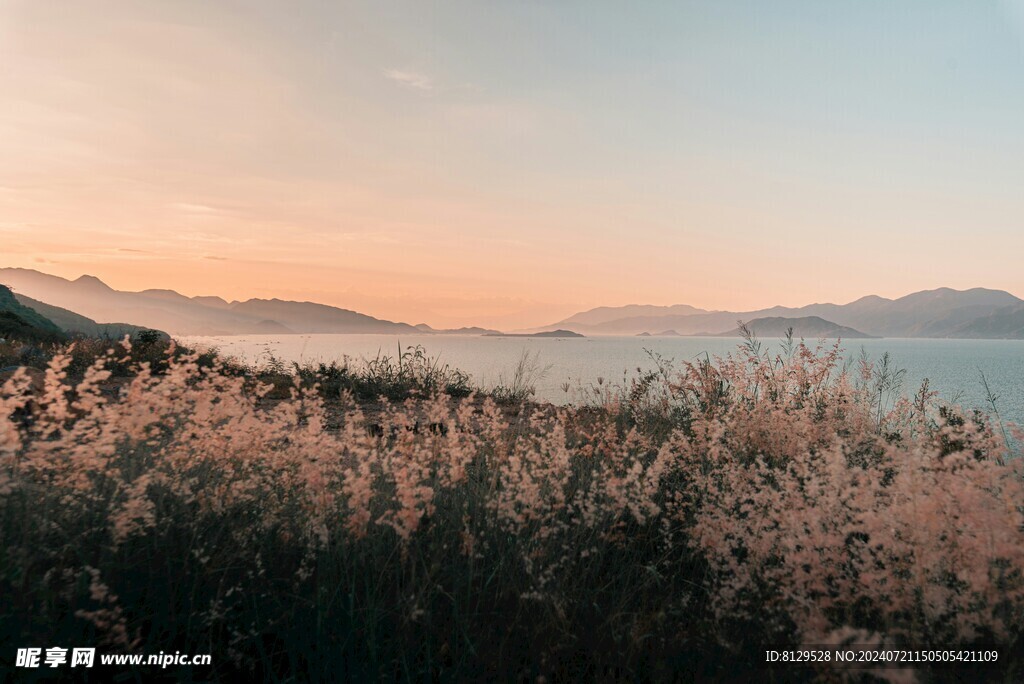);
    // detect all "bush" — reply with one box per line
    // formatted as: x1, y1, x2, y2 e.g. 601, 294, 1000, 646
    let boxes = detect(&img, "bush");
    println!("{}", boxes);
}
288, 345, 473, 402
